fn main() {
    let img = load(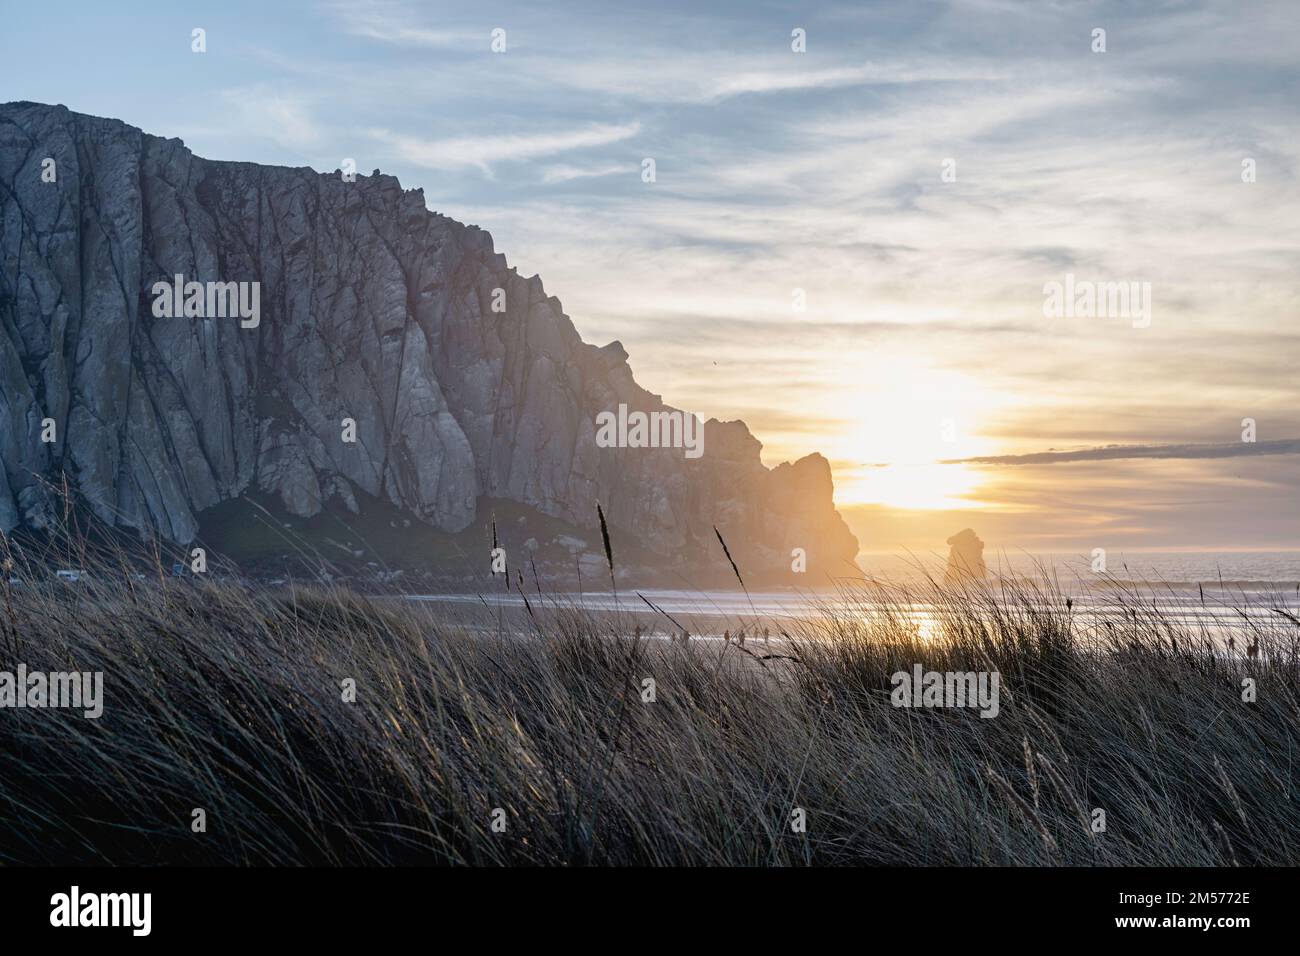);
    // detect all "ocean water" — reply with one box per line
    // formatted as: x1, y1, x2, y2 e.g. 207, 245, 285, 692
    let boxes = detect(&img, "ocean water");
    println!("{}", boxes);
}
854, 550, 1300, 589
408, 551, 1300, 642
